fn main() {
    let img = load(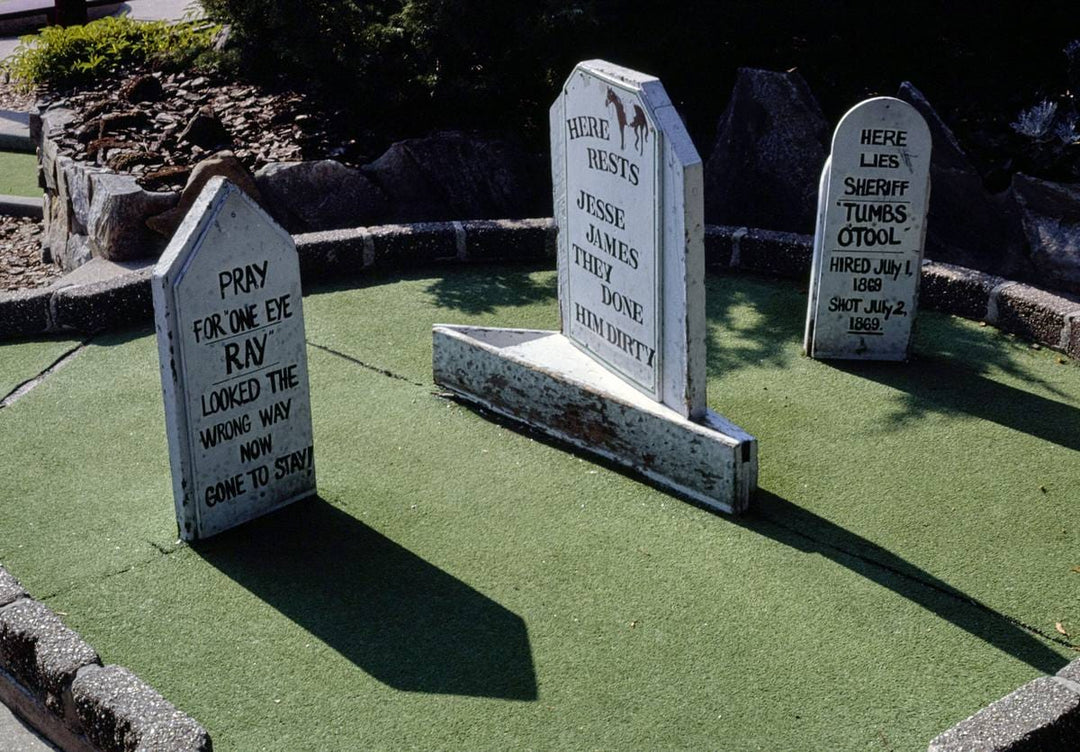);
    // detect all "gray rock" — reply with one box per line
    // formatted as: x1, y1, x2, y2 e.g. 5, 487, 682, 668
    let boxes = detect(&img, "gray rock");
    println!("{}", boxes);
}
704, 68, 829, 233
363, 132, 545, 223
928, 676, 1080, 751
0, 599, 100, 726
72, 664, 212, 752
256, 159, 388, 232
1011, 174, 1080, 293
63, 234, 94, 271
897, 82, 1031, 280
87, 174, 178, 262
42, 192, 72, 269
60, 160, 106, 236
147, 153, 262, 238
0, 568, 27, 607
